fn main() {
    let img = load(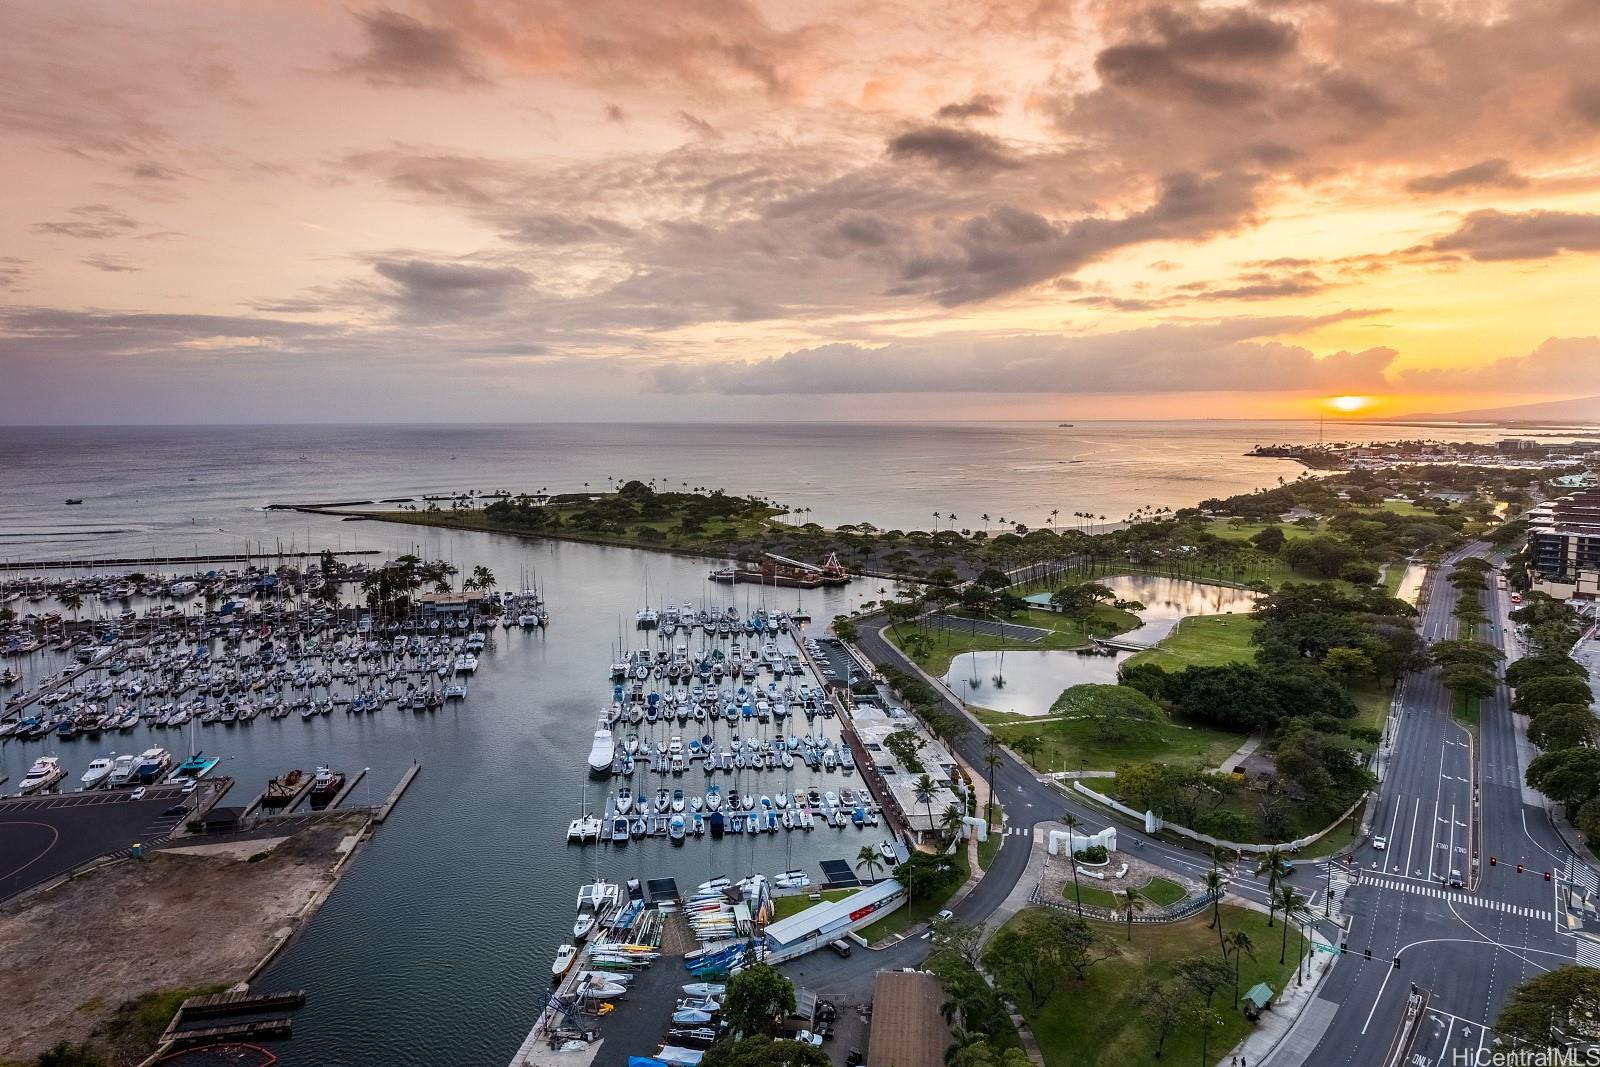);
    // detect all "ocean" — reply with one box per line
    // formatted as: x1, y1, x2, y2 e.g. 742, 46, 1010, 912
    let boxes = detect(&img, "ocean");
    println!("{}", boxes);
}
0, 420, 1528, 566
